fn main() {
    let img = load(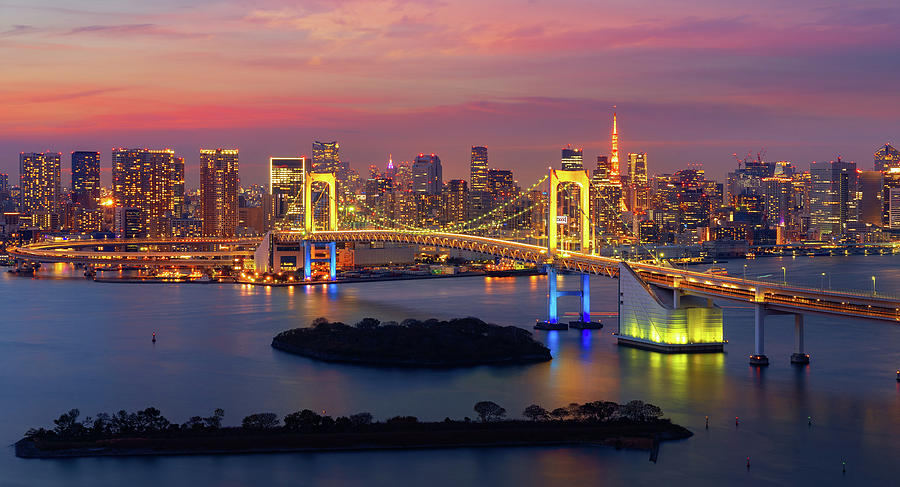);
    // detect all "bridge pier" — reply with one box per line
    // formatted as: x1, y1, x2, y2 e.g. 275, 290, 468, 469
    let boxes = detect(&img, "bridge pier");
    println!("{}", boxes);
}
616, 263, 724, 352
790, 314, 810, 365
302, 241, 337, 281
535, 267, 600, 330
750, 304, 769, 366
